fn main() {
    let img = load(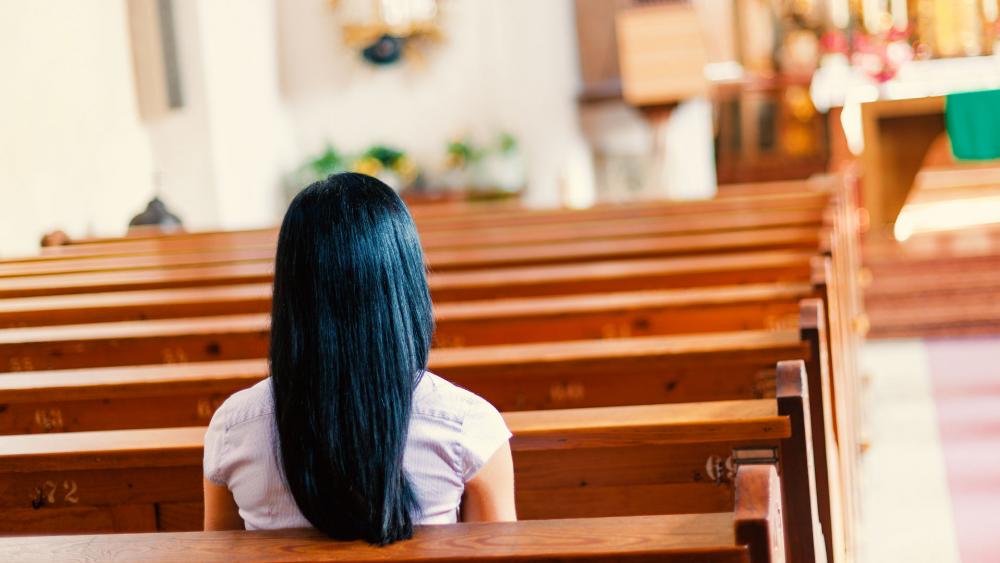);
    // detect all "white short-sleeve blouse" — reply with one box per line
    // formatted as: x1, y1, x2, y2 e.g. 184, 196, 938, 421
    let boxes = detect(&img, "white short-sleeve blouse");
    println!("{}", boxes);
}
203, 372, 511, 530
